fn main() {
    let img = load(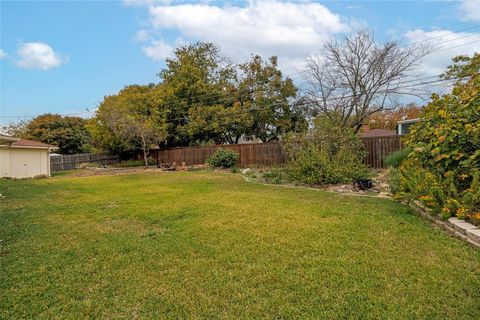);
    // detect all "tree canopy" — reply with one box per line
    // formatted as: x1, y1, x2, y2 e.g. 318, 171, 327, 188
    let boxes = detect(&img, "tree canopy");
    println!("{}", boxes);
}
89, 42, 306, 152
2, 114, 92, 154
89, 84, 167, 165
